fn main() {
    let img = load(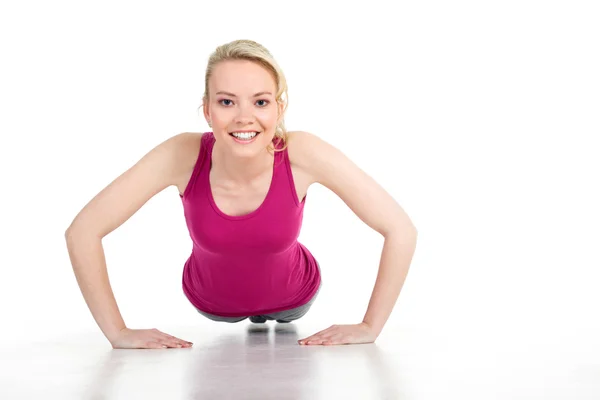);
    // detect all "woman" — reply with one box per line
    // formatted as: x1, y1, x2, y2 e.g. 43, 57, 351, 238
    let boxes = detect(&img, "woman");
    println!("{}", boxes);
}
65, 39, 418, 349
